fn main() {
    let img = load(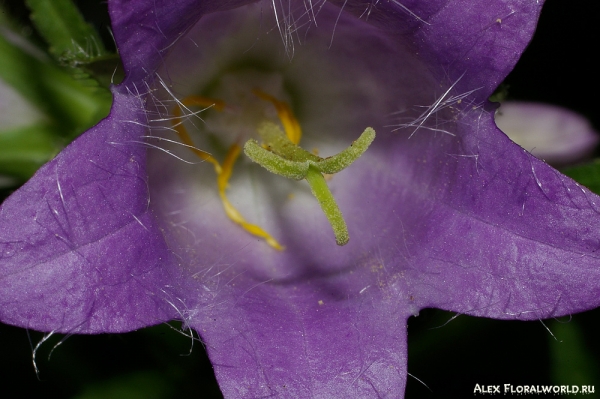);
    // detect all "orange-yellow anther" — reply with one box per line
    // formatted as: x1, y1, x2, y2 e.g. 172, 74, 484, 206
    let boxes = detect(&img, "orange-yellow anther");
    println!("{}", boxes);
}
217, 144, 284, 250
172, 96, 223, 174
182, 95, 226, 112
253, 89, 302, 145
171, 94, 283, 251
